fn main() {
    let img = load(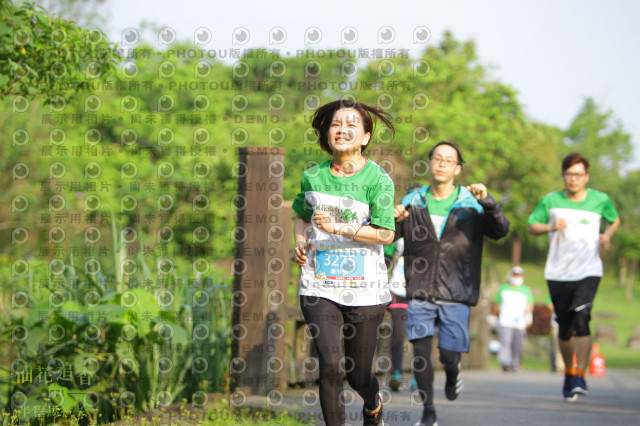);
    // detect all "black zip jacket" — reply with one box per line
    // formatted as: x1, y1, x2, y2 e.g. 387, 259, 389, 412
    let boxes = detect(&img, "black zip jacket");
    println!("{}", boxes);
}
394, 186, 510, 306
